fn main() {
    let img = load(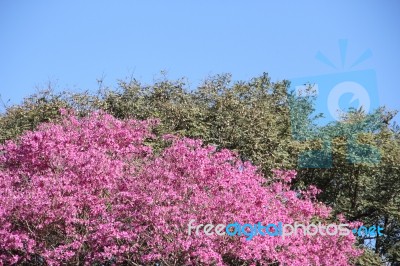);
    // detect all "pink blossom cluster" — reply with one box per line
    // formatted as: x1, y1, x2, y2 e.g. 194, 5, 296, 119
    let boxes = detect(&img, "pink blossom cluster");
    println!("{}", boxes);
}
0, 111, 362, 265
